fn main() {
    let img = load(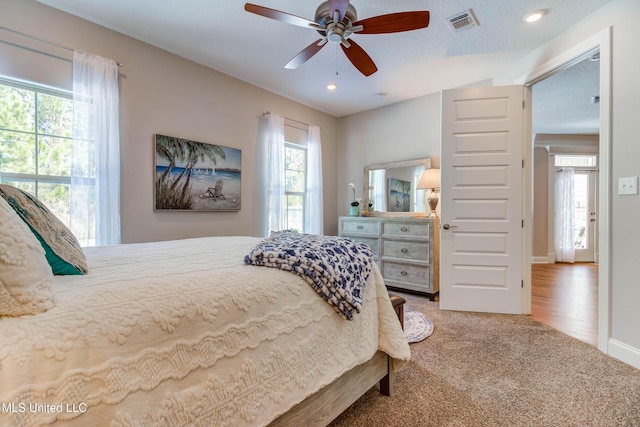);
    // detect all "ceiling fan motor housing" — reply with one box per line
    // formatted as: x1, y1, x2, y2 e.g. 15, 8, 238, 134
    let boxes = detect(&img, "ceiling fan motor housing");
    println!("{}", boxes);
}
315, 1, 357, 42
